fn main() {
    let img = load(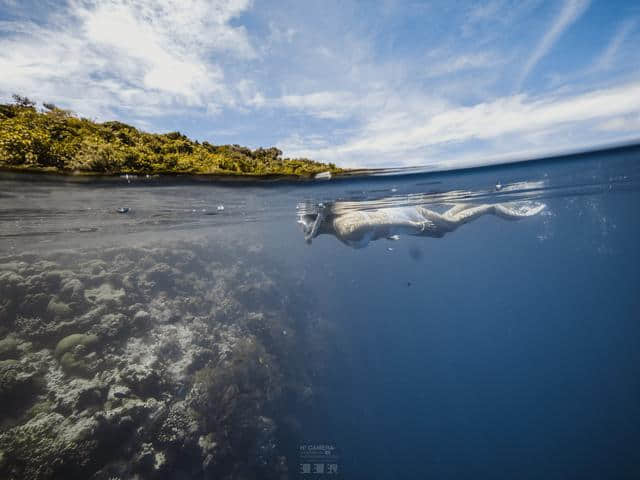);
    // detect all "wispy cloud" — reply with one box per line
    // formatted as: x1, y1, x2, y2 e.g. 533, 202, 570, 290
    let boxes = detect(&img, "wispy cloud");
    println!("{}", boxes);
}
0, 0, 256, 118
277, 91, 361, 120
597, 113, 640, 133
424, 52, 501, 78
282, 82, 640, 167
517, 0, 590, 89
591, 19, 636, 72
545, 17, 638, 89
